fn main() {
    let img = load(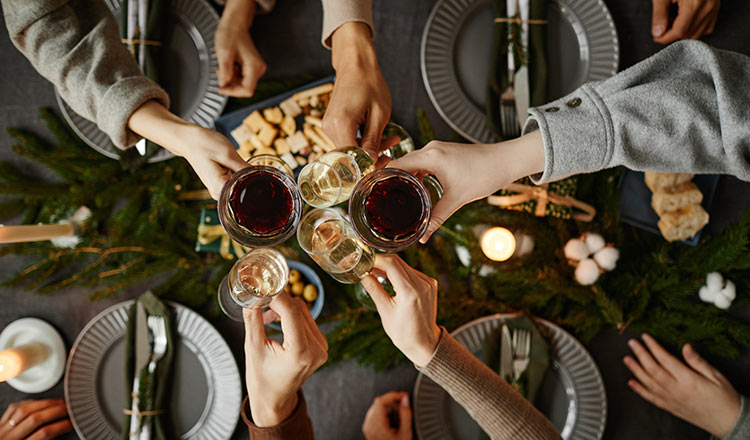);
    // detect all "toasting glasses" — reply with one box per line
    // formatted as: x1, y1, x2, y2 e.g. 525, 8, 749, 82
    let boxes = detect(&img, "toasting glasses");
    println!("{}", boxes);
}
296, 146, 375, 208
